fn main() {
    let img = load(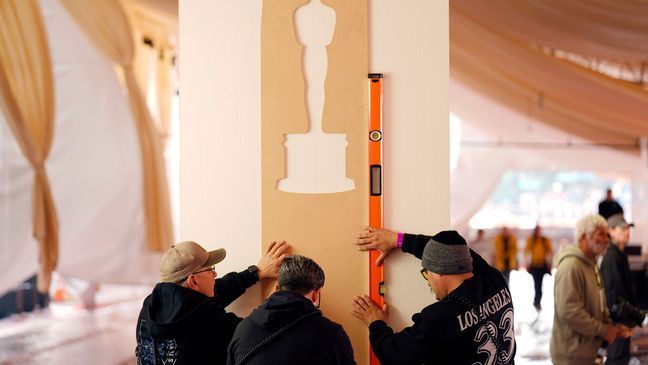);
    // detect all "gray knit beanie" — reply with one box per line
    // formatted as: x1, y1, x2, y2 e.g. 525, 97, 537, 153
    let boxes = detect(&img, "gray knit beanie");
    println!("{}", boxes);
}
421, 230, 473, 274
